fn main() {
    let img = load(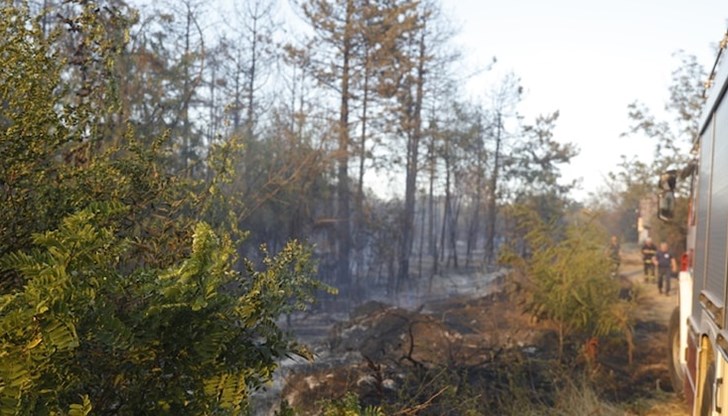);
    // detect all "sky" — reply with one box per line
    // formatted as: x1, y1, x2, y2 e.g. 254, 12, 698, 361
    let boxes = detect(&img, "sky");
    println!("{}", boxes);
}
443, 0, 727, 201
